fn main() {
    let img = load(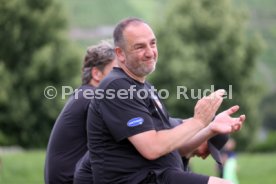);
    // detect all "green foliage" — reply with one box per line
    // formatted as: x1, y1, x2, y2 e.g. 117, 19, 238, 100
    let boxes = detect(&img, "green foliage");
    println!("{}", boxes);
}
60, 0, 141, 28
233, 0, 276, 137
0, 0, 81, 147
60, 0, 167, 28
150, 0, 263, 150
260, 91, 276, 130
59, 0, 168, 50
232, 0, 276, 90
249, 131, 276, 152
